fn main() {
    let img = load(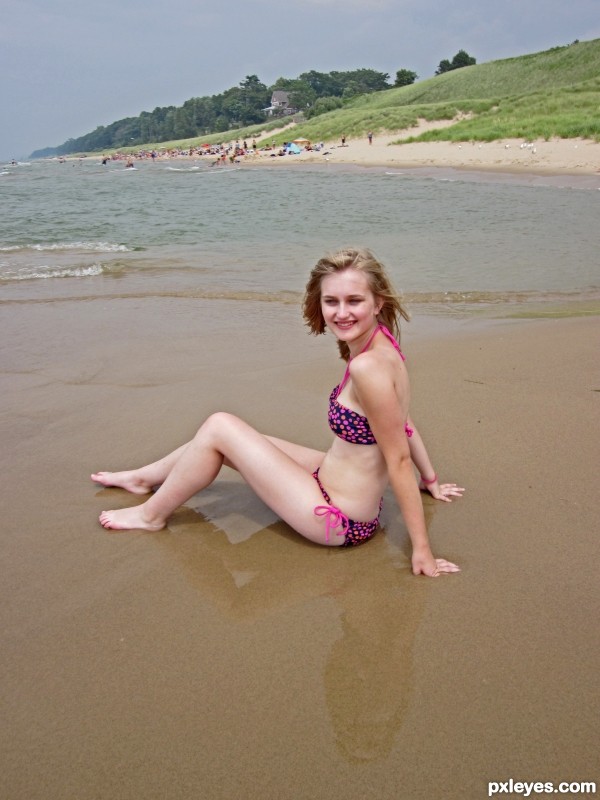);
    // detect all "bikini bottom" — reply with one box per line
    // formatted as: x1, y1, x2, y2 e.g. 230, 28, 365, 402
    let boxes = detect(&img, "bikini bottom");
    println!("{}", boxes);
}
312, 468, 382, 547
